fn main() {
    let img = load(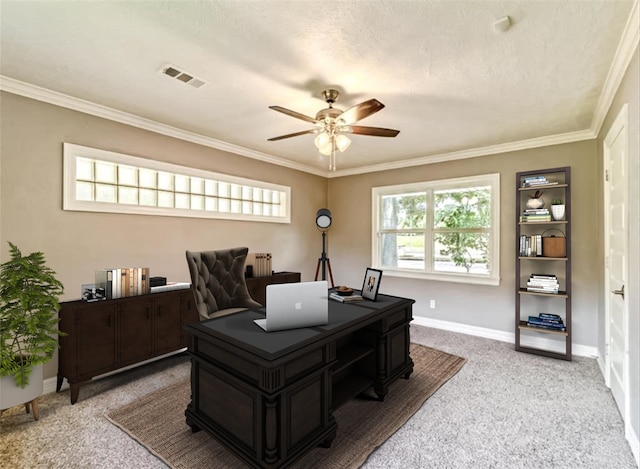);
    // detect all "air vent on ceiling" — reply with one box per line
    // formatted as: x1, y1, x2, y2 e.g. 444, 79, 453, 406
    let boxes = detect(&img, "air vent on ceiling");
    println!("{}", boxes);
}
160, 64, 206, 89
